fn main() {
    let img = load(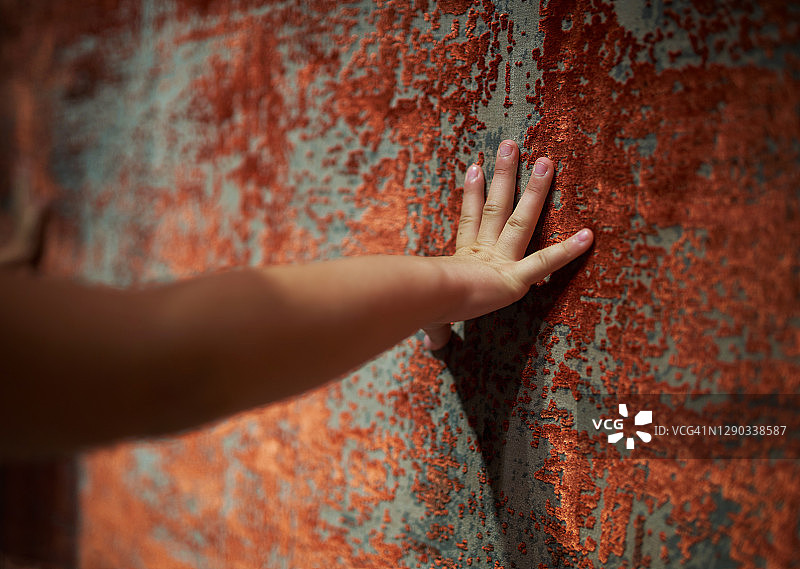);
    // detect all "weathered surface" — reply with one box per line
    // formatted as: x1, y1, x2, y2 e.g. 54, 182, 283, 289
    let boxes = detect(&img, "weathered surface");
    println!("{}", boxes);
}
2, 0, 799, 567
